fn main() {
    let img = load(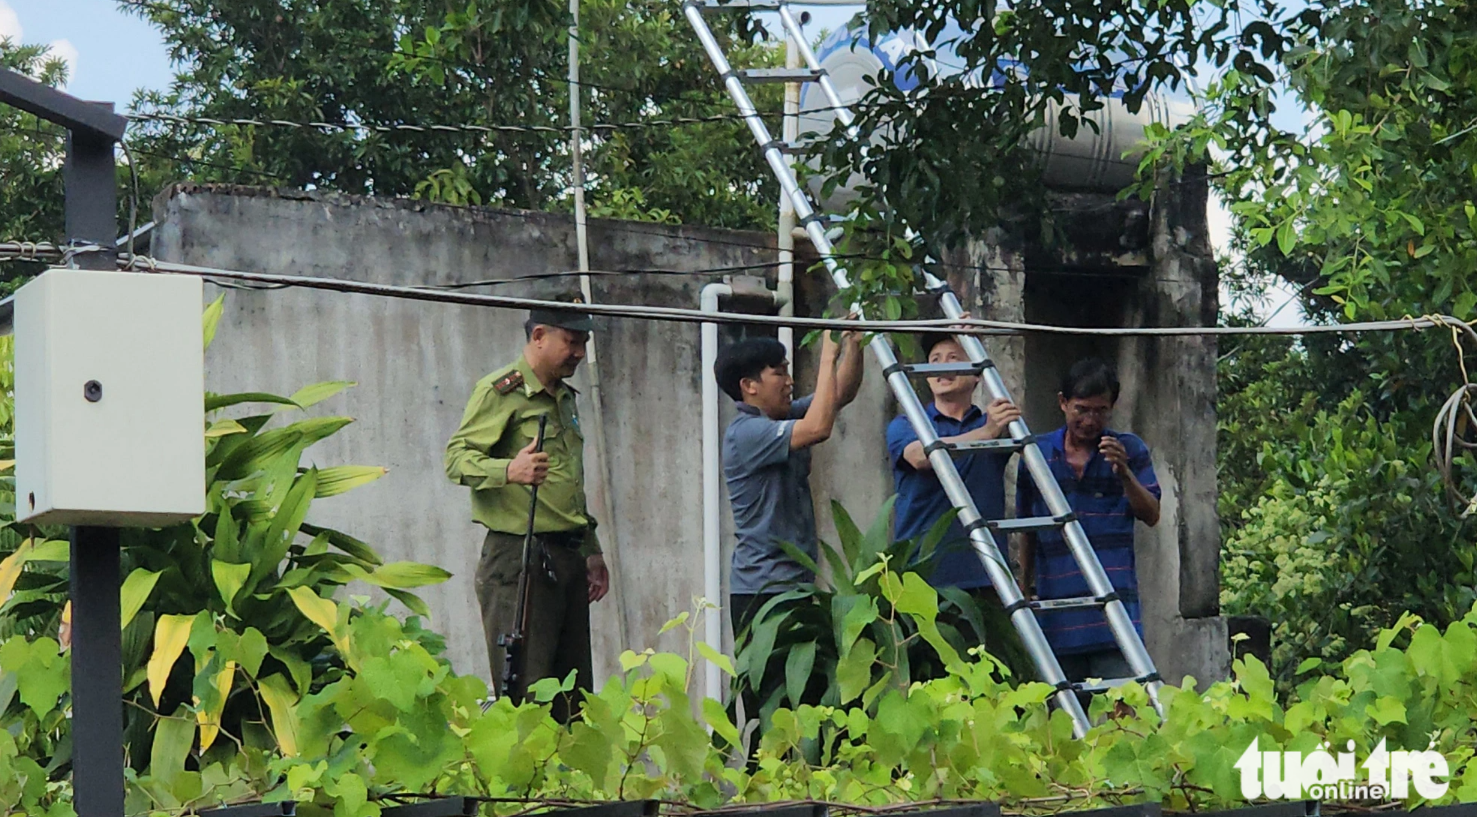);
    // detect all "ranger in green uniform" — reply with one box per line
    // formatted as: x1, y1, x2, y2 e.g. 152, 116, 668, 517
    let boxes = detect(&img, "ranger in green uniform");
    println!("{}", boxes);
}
444, 306, 611, 721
